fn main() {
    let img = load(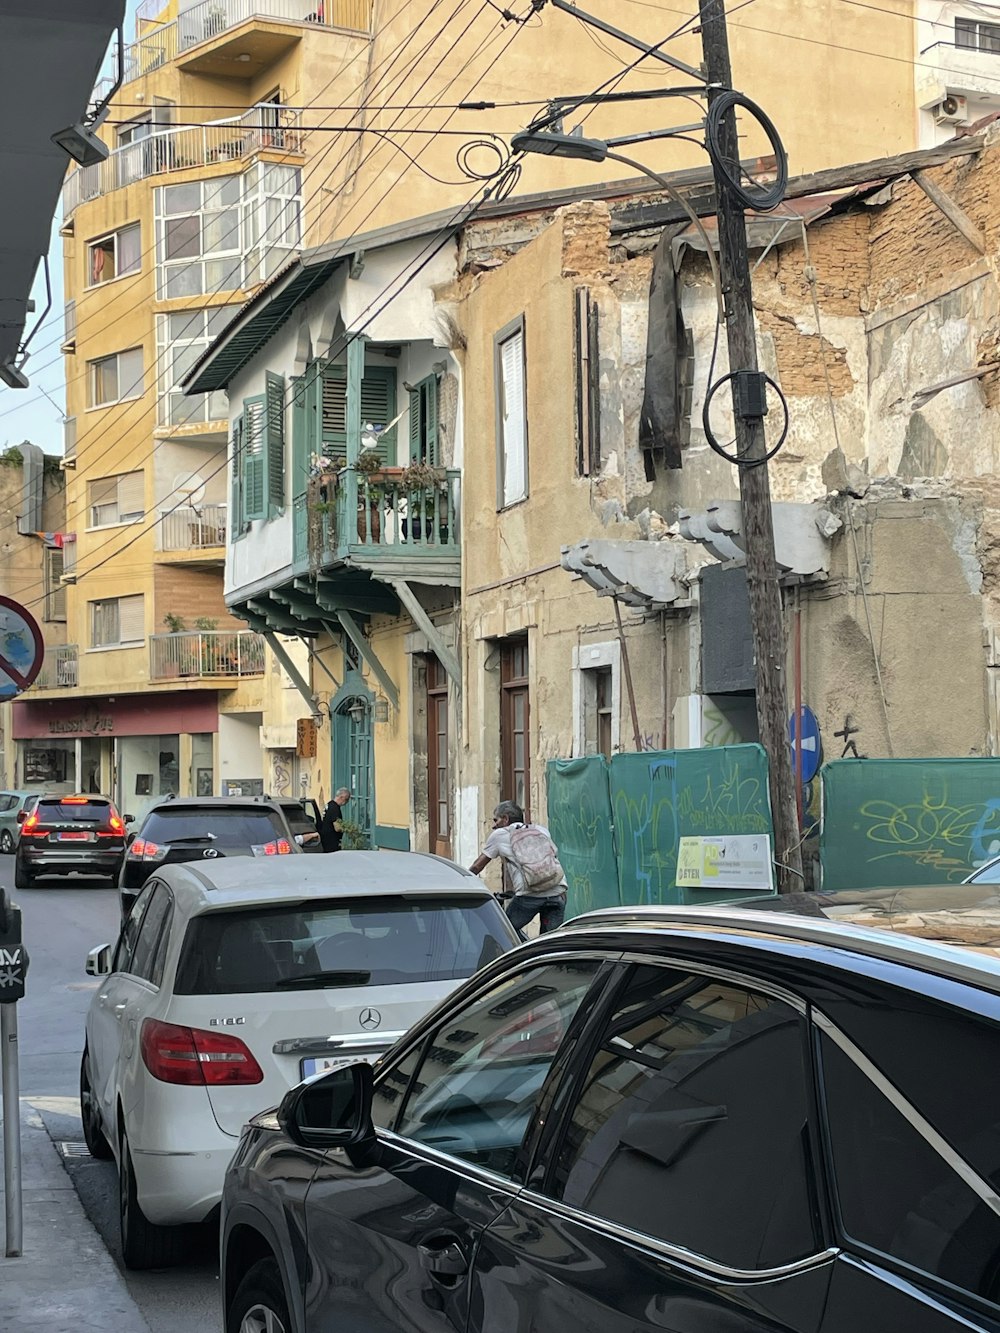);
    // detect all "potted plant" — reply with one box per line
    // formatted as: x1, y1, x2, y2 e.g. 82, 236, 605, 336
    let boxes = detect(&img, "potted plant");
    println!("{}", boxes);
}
355, 451, 384, 543
339, 819, 370, 850
162, 612, 186, 633
399, 461, 447, 541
